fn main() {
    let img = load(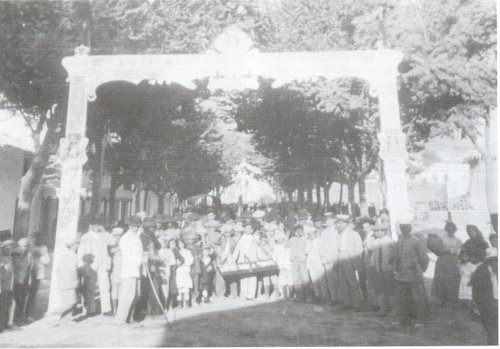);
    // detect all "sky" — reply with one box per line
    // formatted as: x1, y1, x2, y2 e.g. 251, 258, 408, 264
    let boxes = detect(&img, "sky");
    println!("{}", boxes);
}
0, 109, 36, 152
